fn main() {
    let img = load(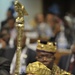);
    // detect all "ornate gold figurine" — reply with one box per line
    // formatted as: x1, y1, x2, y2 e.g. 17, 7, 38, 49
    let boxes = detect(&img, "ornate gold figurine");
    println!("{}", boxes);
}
14, 0, 28, 75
